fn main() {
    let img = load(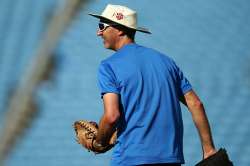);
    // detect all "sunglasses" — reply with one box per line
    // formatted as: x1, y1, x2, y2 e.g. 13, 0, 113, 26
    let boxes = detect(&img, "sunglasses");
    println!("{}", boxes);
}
98, 22, 119, 31
98, 23, 110, 31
